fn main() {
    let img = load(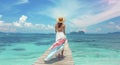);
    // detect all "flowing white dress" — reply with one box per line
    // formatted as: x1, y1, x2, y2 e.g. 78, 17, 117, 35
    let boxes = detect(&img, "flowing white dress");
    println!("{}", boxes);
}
56, 32, 66, 41
56, 32, 66, 55
44, 32, 66, 61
